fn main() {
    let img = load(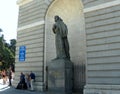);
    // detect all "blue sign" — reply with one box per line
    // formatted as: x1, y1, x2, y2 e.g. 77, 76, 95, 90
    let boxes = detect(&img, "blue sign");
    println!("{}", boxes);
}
19, 46, 26, 62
